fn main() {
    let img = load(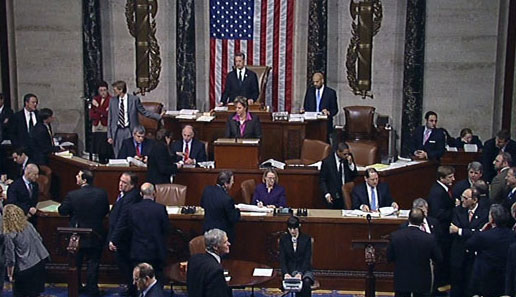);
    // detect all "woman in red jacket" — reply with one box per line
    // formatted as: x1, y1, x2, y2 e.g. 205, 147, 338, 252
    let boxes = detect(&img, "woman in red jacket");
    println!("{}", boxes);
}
89, 81, 113, 163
